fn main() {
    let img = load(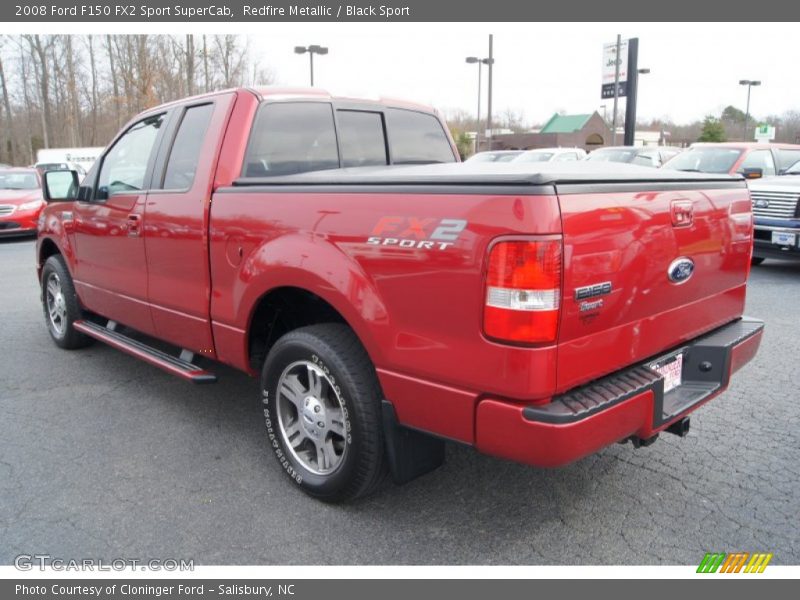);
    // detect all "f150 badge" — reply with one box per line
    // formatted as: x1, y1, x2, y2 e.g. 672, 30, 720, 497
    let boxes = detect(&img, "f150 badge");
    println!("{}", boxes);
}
574, 281, 612, 301
367, 217, 467, 250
